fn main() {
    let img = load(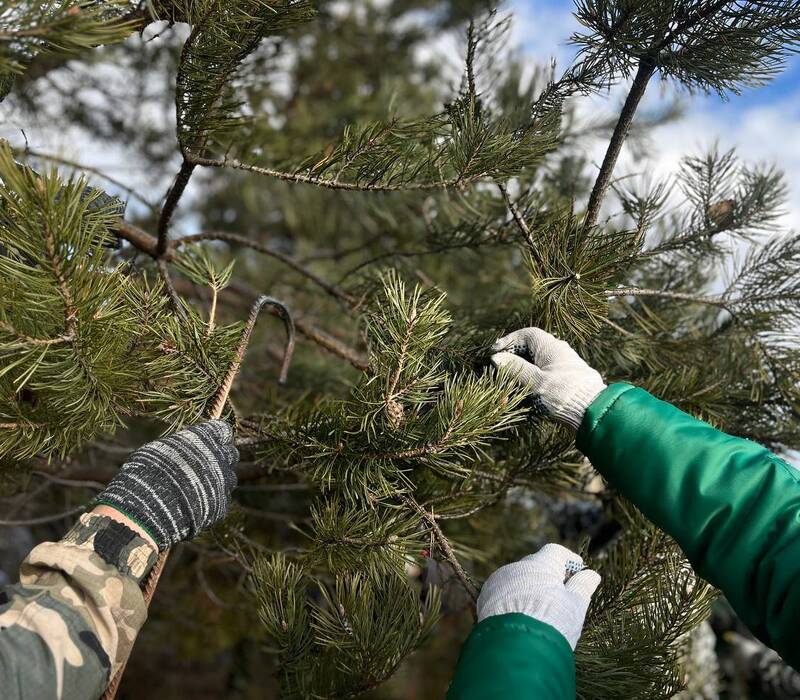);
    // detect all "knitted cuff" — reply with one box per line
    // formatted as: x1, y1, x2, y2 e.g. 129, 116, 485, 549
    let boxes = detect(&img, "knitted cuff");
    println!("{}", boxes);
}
552, 381, 607, 430
62, 513, 158, 584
